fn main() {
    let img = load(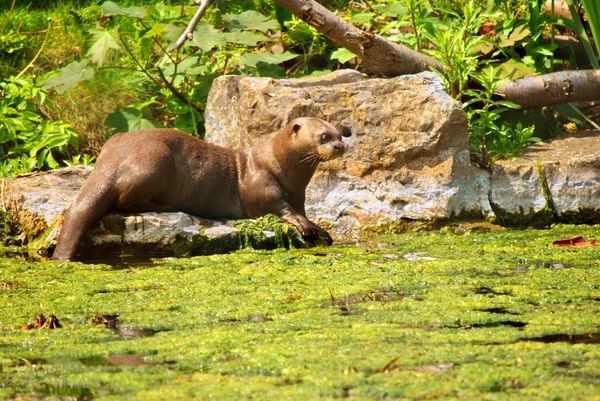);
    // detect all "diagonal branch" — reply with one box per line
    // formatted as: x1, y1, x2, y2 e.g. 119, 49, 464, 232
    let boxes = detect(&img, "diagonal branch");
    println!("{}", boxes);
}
174, 0, 216, 50
272, 0, 447, 76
